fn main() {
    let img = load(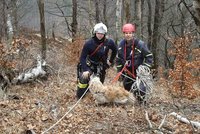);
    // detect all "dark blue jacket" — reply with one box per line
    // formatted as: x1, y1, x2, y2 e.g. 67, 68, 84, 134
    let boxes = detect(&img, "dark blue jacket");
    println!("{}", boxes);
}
116, 39, 153, 74
80, 37, 117, 72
